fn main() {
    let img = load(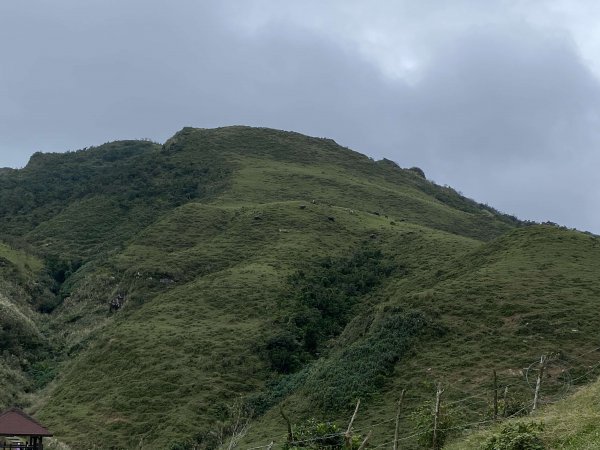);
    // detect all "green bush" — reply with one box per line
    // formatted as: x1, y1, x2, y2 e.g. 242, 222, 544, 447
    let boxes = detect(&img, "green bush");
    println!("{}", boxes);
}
408, 166, 426, 178
245, 370, 308, 416
27, 360, 58, 389
265, 330, 306, 374
266, 246, 396, 373
484, 422, 546, 450
303, 309, 436, 411
283, 418, 361, 449
496, 395, 531, 419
